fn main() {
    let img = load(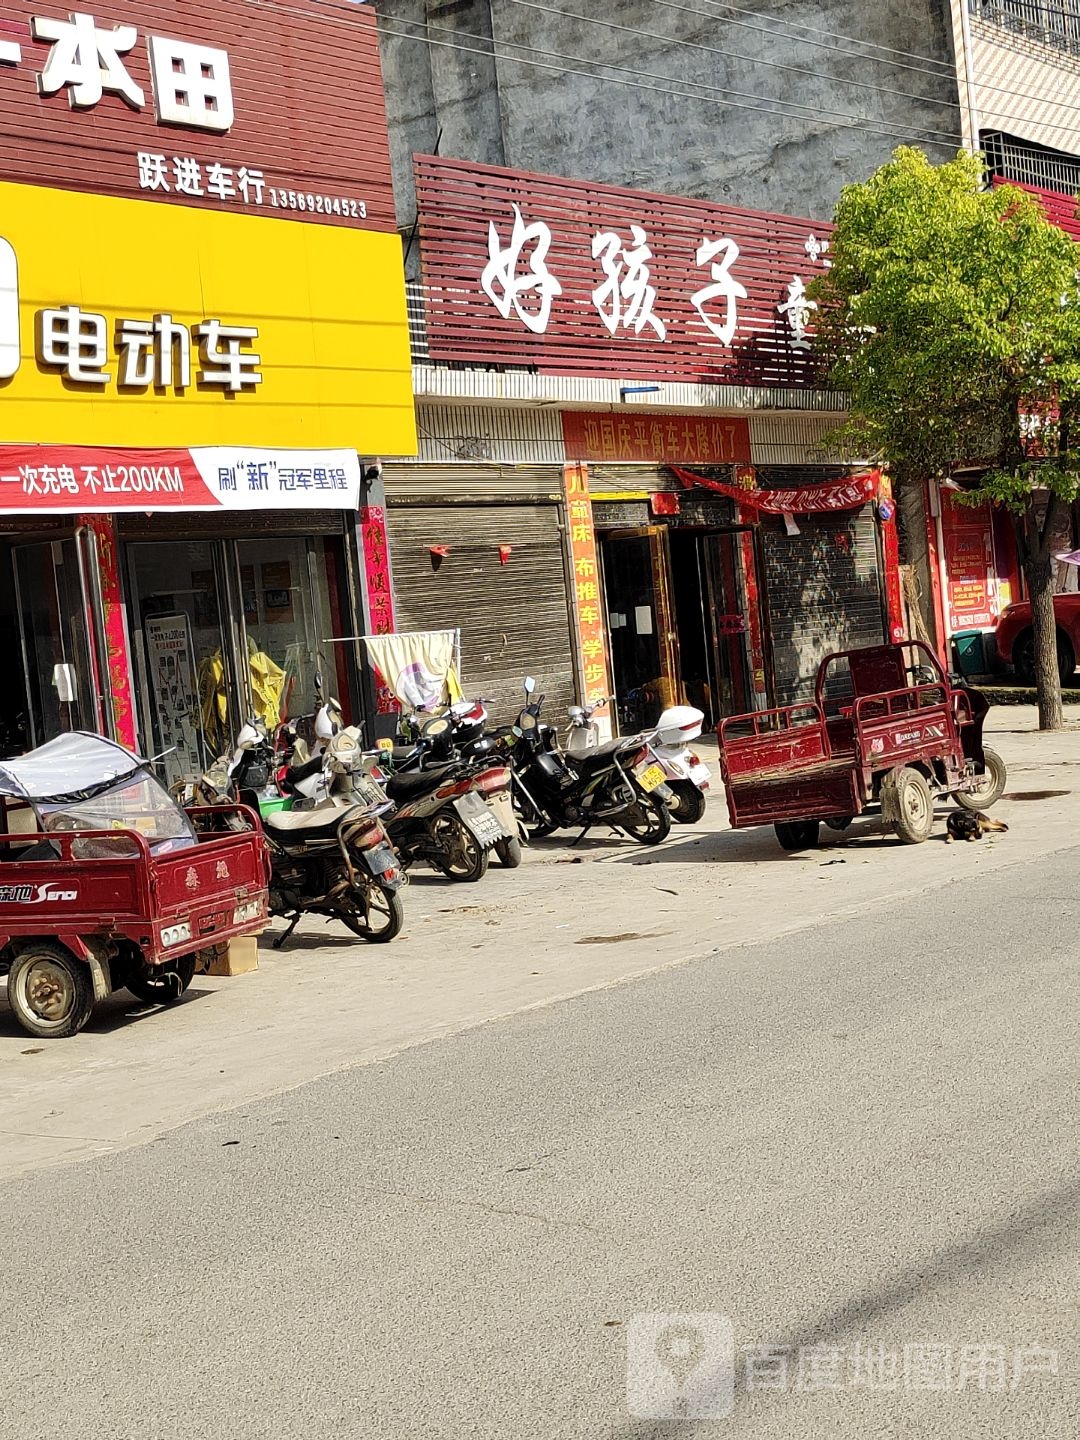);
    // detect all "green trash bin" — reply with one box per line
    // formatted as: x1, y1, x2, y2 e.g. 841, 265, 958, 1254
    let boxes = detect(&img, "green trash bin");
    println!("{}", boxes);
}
951, 630, 986, 679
